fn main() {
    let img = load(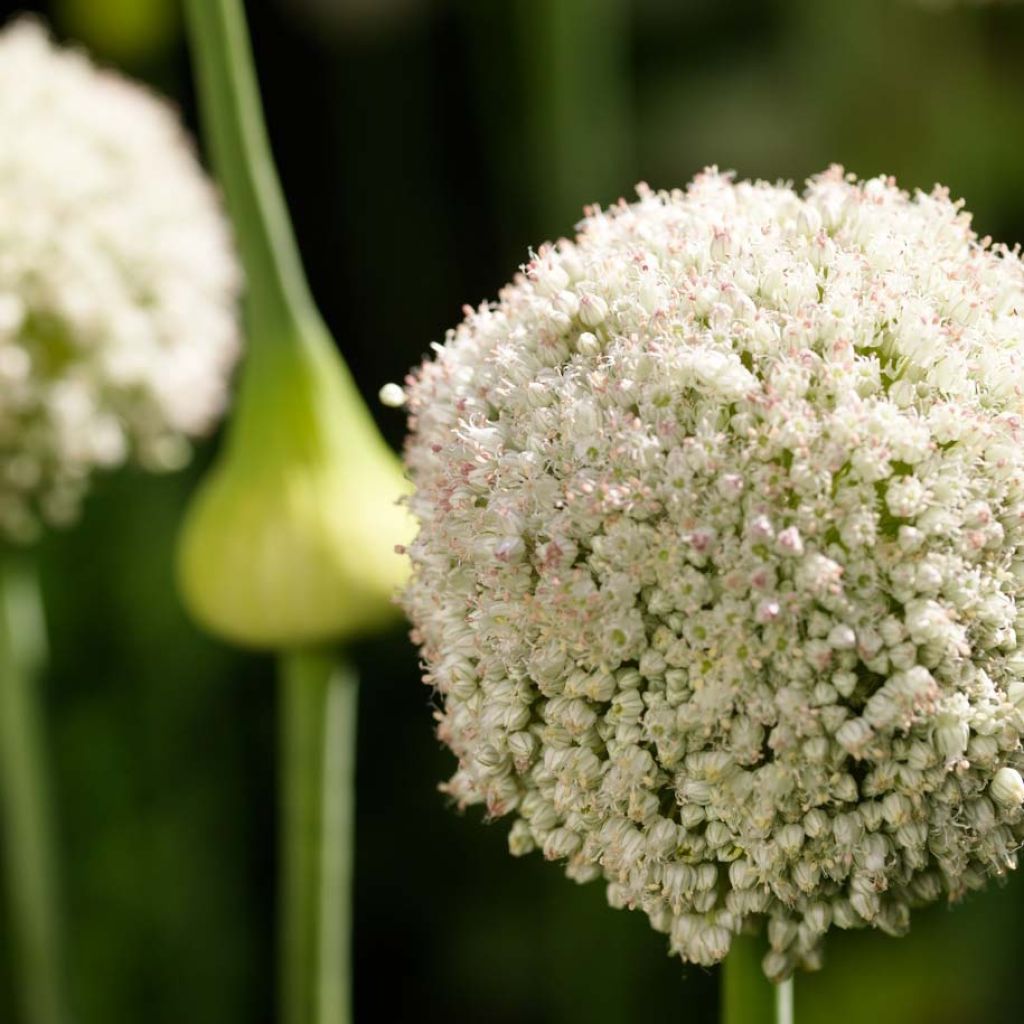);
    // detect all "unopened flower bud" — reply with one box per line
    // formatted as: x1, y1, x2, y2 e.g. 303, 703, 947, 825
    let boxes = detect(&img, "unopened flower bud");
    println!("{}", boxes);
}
762, 949, 790, 983
991, 767, 1024, 809
178, 320, 413, 647
379, 382, 406, 408
578, 292, 608, 327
